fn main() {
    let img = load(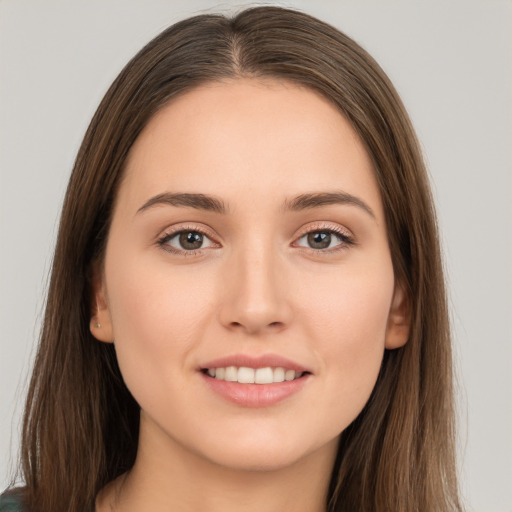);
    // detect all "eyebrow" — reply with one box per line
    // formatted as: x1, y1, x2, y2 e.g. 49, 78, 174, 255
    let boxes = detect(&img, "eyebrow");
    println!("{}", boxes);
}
137, 192, 228, 215
136, 190, 375, 218
282, 191, 375, 218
